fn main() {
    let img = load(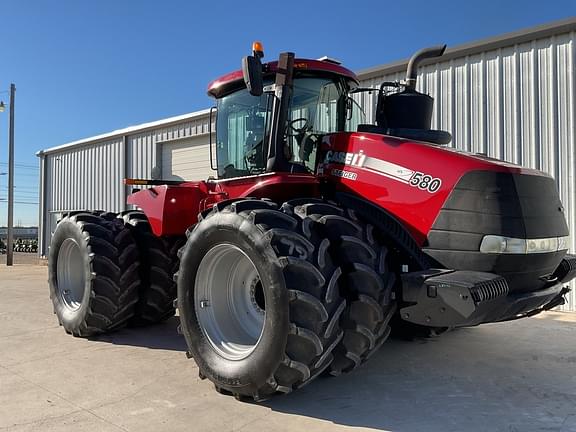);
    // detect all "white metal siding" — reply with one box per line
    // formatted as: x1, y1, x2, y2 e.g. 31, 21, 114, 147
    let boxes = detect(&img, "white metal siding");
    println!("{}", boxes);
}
359, 31, 576, 311
127, 116, 212, 180
41, 138, 125, 257
39, 113, 212, 256
46, 137, 124, 213
161, 136, 213, 181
